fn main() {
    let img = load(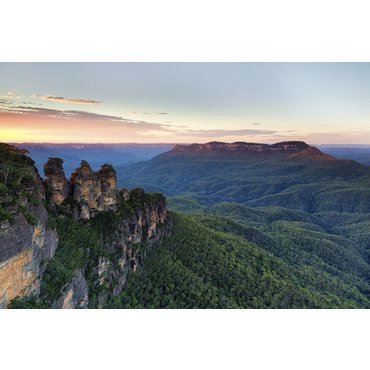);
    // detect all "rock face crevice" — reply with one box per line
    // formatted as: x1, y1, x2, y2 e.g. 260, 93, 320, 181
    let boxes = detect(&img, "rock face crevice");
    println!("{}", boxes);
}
0, 206, 58, 309
52, 269, 89, 309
